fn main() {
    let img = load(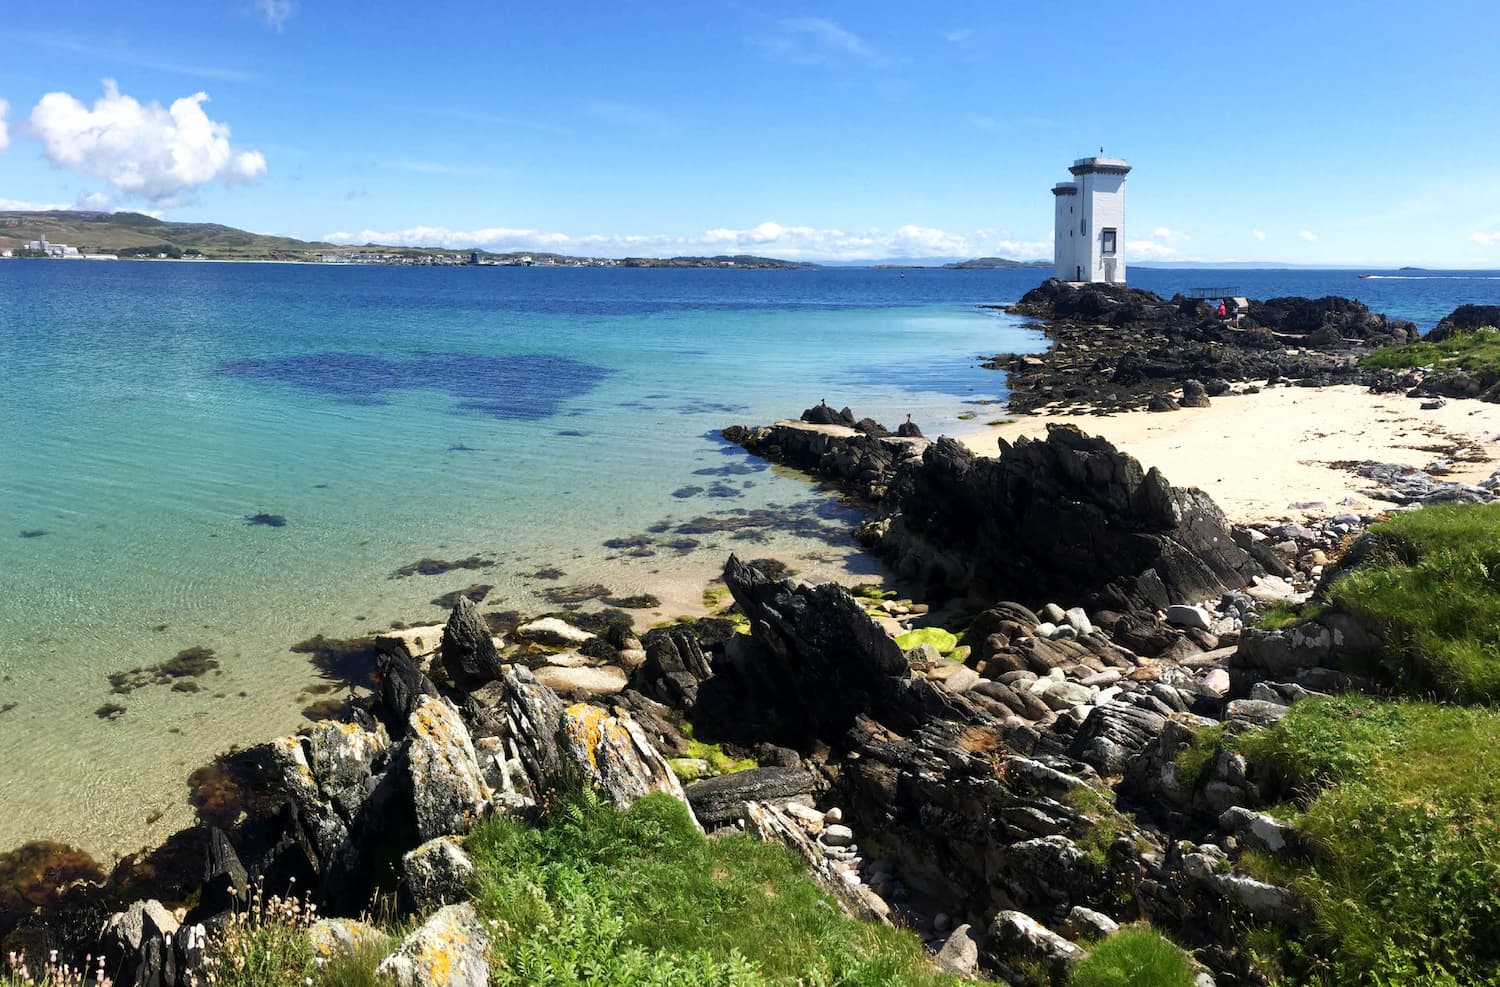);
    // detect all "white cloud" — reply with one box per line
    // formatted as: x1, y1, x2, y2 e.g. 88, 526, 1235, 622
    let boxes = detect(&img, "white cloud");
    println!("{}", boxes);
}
1127, 239, 1181, 261
0, 99, 9, 152
1151, 226, 1189, 242
74, 191, 113, 211
255, 0, 293, 31
752, 17, 888, 66
1298, 230, 1318, 241
29, 80, 267, 205
1252, 229, 1266, 240
942, 28, 974, 43
0, 197, 70, 211
323, 221, 1053, 263
1469, 232, 1500, 246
